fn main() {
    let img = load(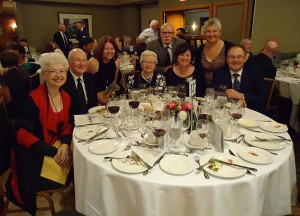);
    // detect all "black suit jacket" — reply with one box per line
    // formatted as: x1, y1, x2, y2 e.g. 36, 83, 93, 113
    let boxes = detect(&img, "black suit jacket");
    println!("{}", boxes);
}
212, 65, 268, 115
53, 31, 71, 58
75, 27, 90, 49
61, 71, 98, 117
249, 53, 277, 79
